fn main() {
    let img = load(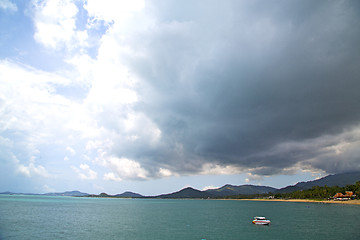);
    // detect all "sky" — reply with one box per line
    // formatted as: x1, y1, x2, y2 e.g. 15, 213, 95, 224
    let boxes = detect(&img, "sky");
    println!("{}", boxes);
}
1, 0, 360, 195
